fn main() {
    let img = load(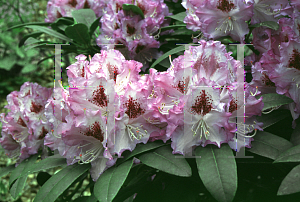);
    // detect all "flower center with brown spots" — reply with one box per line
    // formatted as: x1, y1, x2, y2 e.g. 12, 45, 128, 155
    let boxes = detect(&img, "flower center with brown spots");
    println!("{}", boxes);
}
25, 90, 30, 96
107, 63, 119, 82
217, 0, 236, 12
229, 98, 237, 113
69, 0, 77, 7
17, 117, 26, 127
38, 127, 48, 140
127, 24, 136, 36
88, 86, 107, 108
30, 101, 43, 113
81, 122, 104, 142
173, 81, 185, 94
262, 72, 275, 87
123, 96, 145, 119
83, 0, 90, 8
81, 66, 85, 77
190, 90, 213, 116
289, 49, 300, 70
